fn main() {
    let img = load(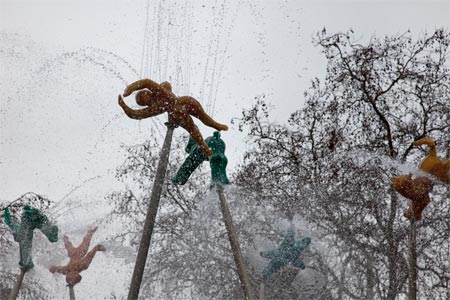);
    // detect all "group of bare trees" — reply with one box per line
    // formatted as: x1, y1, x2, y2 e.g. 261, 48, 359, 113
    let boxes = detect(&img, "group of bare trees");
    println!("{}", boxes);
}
235, 29, 450, 299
